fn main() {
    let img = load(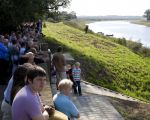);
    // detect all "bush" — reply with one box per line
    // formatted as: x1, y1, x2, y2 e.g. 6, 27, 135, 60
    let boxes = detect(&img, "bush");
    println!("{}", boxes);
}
47, 18, 56, 23
126, 41, 142, 53
43, 22, 46, 28
141, 47, 150, 57
114, 38, 150, 57
116, 38, 127, 46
